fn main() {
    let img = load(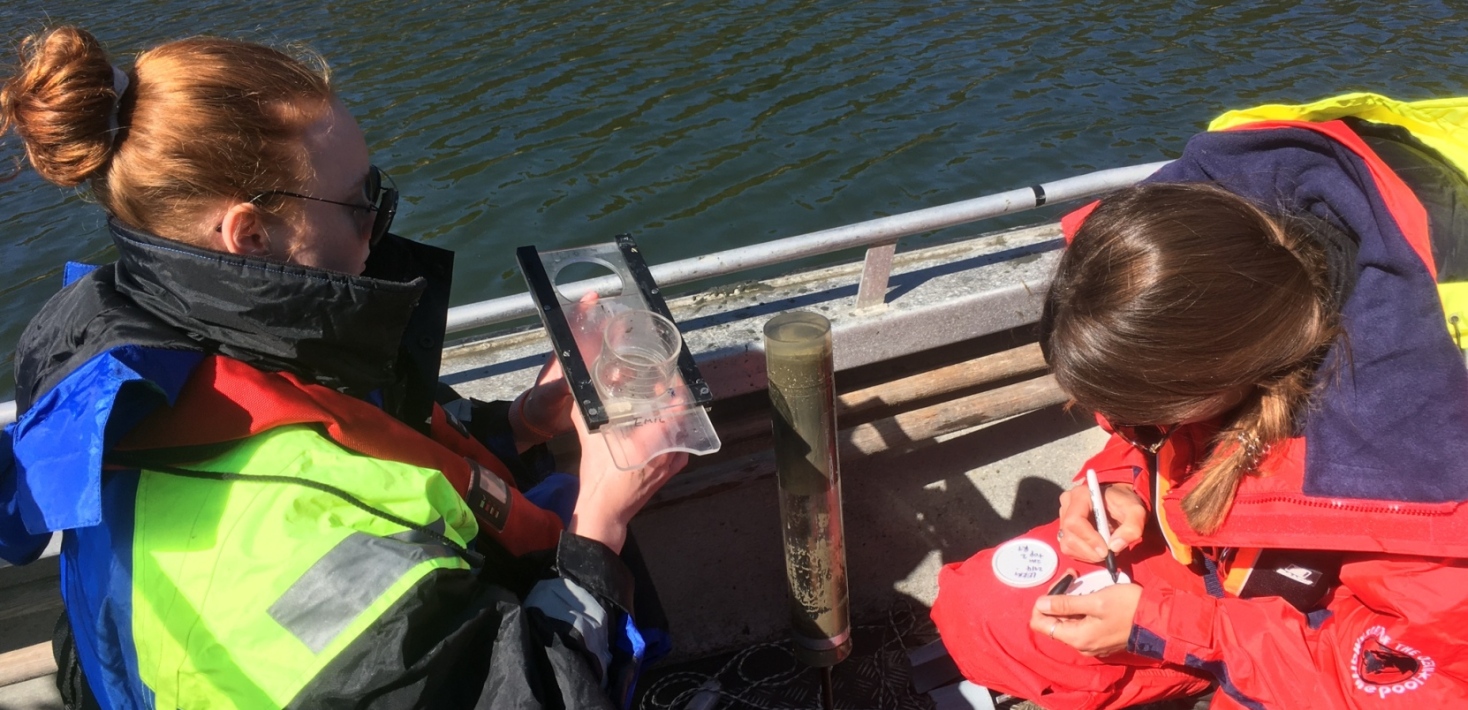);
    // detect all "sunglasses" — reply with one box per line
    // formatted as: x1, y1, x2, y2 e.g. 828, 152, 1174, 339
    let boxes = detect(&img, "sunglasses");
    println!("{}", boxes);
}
1110, 422, 1177, 454
252, 165, 399, 246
